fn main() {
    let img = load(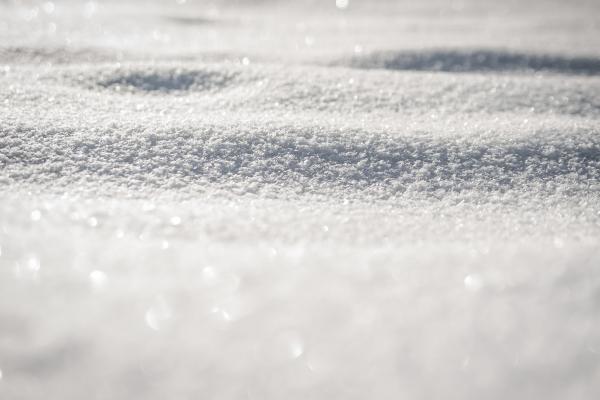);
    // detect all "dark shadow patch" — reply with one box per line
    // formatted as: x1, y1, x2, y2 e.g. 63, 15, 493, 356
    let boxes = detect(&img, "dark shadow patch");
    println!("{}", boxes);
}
6, 339, 89, 377
97, 68, 237, 93
340, 49, 600, 75
164, 16, 220, 26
